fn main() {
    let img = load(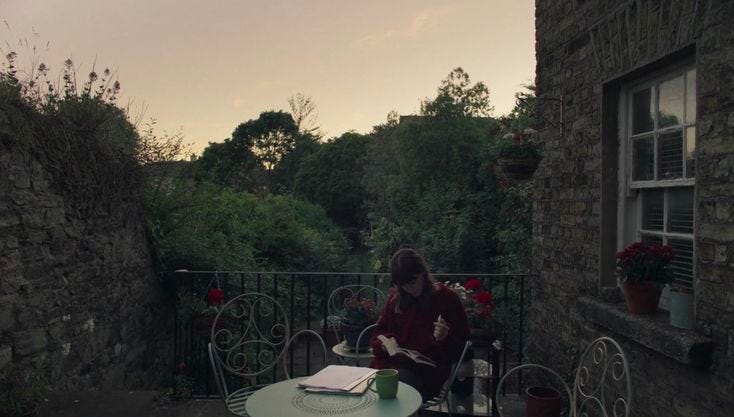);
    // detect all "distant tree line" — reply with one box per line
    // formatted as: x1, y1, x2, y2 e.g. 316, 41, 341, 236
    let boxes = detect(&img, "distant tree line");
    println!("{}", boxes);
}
143, 68, 536, 273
